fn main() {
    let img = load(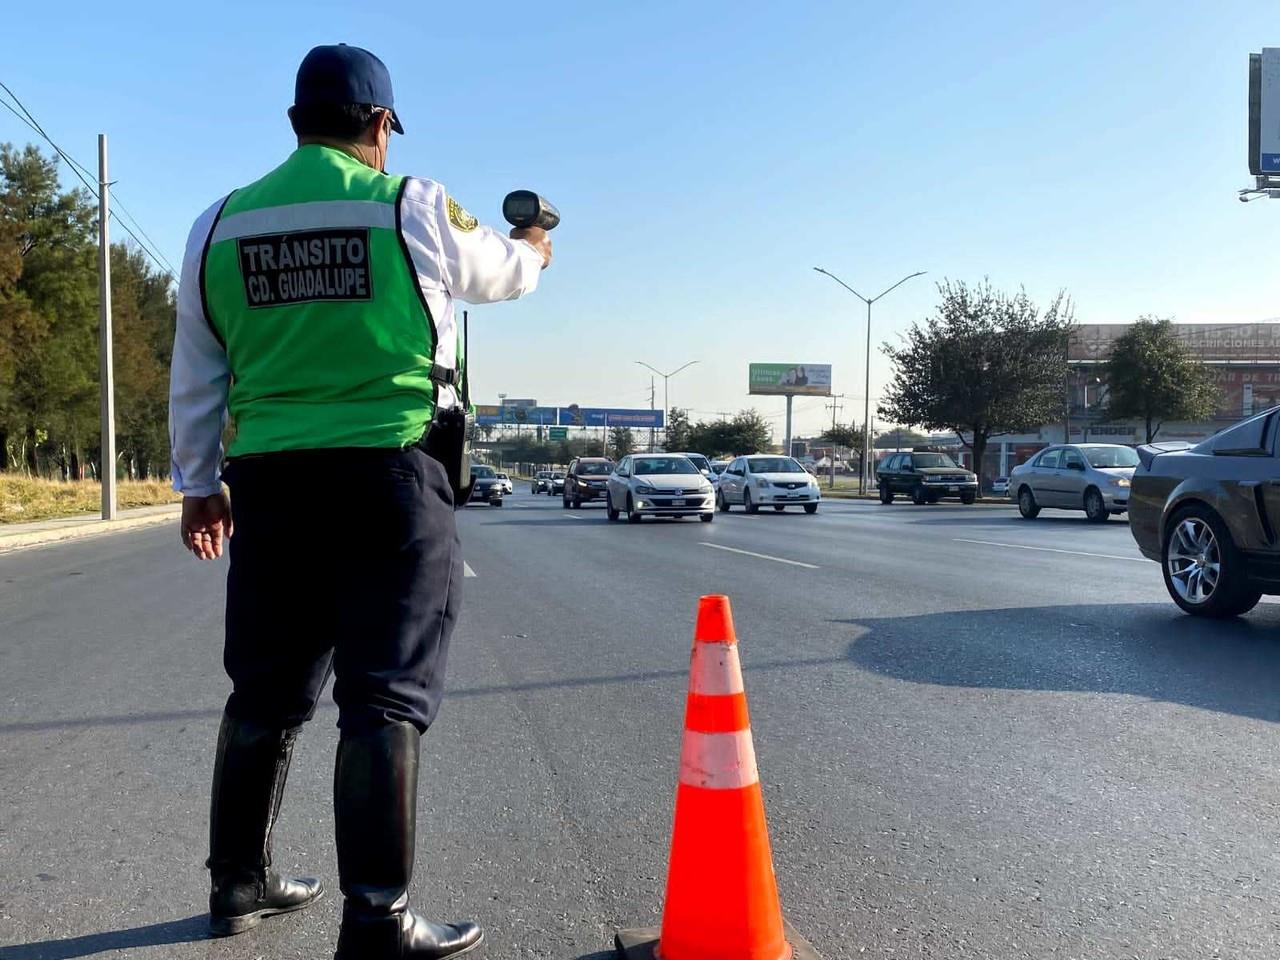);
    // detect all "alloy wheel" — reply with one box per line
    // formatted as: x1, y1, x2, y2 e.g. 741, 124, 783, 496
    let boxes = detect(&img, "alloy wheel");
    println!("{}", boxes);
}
1166, 517, 1221, 605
